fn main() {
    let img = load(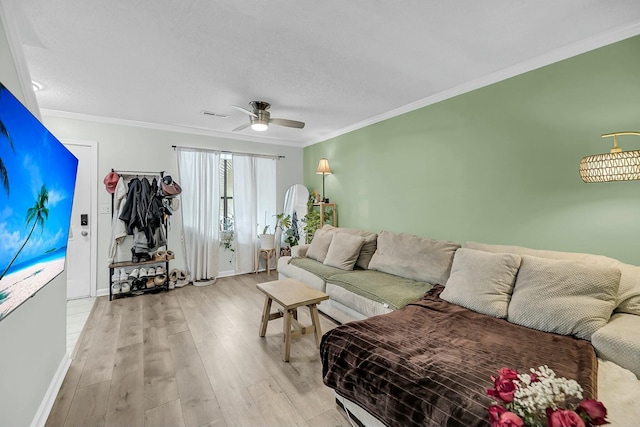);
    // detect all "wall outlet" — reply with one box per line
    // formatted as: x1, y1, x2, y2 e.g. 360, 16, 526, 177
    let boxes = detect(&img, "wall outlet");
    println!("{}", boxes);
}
99, 205, 111, 214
